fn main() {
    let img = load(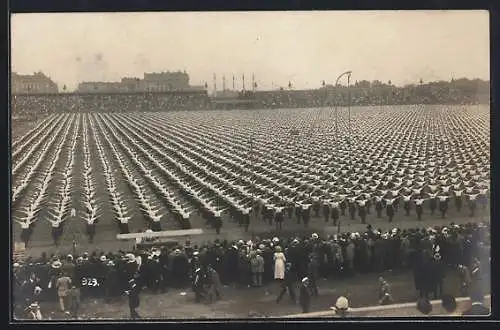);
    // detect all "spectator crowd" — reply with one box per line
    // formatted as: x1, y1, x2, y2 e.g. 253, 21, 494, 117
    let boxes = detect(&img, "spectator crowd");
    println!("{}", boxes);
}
13, 221, 489, 319
12, 78, 489, 118
12, 92, 211, 119
254, 78, 489, 109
